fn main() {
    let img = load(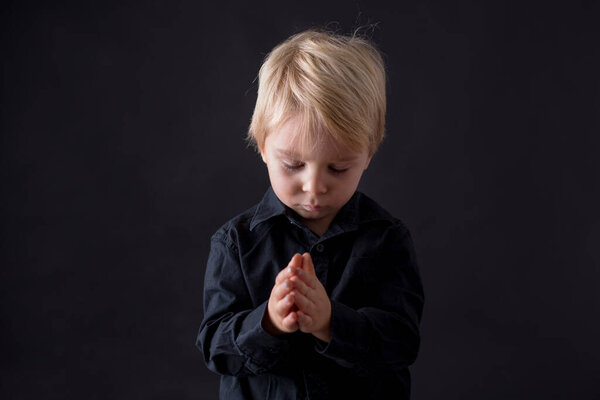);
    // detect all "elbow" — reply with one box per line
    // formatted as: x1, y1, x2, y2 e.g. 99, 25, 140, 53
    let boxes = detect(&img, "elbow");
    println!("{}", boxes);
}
378, 321, 421, 372
196, 329, 254, 377
206, 354, 252, 377
389, 329, 420, 370
196, 327, 245, 377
